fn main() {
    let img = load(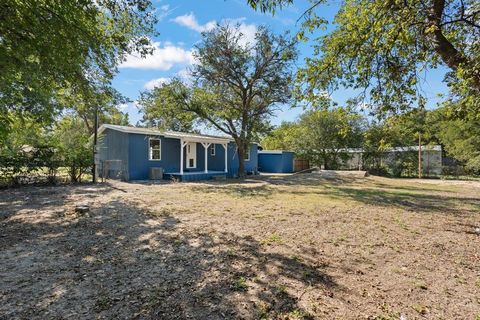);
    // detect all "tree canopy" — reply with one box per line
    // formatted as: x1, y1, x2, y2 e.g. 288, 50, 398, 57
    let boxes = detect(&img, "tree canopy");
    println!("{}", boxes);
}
290, 107, 364, 169
248, 0, 480, 119
0, 0, 157, 135
139, 24, 298, 176
138, 81, 199, 132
